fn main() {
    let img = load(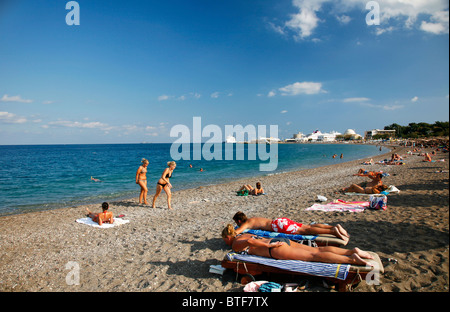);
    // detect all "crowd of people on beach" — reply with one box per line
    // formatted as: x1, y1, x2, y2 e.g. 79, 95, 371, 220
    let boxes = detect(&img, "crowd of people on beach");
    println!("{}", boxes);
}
82, 139, 448, 282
